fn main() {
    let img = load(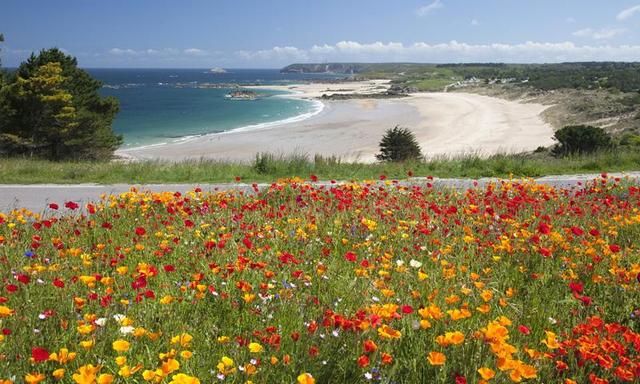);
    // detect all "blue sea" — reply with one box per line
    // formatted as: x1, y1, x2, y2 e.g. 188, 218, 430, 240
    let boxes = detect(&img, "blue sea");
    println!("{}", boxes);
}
89, 69, 338, 148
